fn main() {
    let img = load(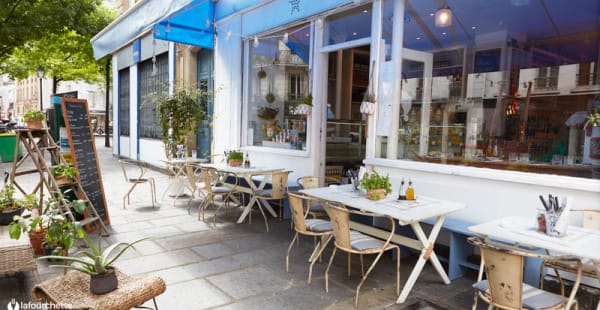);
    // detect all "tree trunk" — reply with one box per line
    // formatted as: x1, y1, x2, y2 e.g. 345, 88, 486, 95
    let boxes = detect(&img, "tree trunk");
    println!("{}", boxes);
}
105, 58, 111, 147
